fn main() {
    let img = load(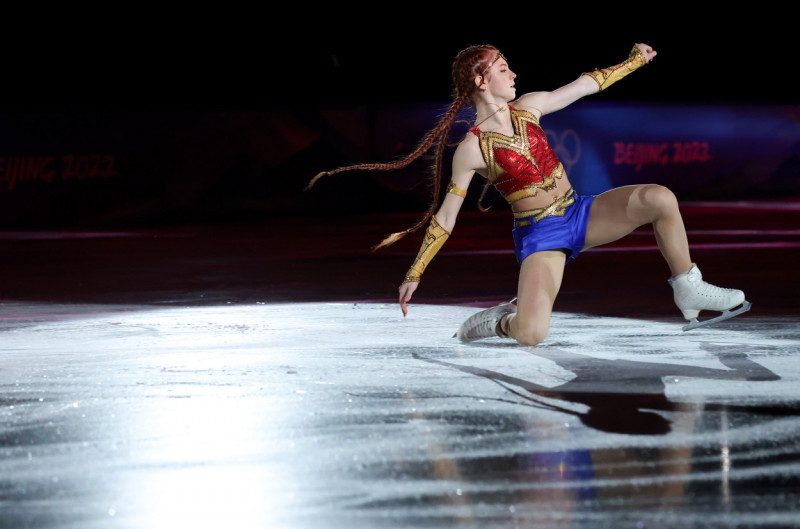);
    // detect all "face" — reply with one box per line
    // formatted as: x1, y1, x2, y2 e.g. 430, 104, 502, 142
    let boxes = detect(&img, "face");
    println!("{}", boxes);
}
482, 55, 517, 100
491, 57, 517, 98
